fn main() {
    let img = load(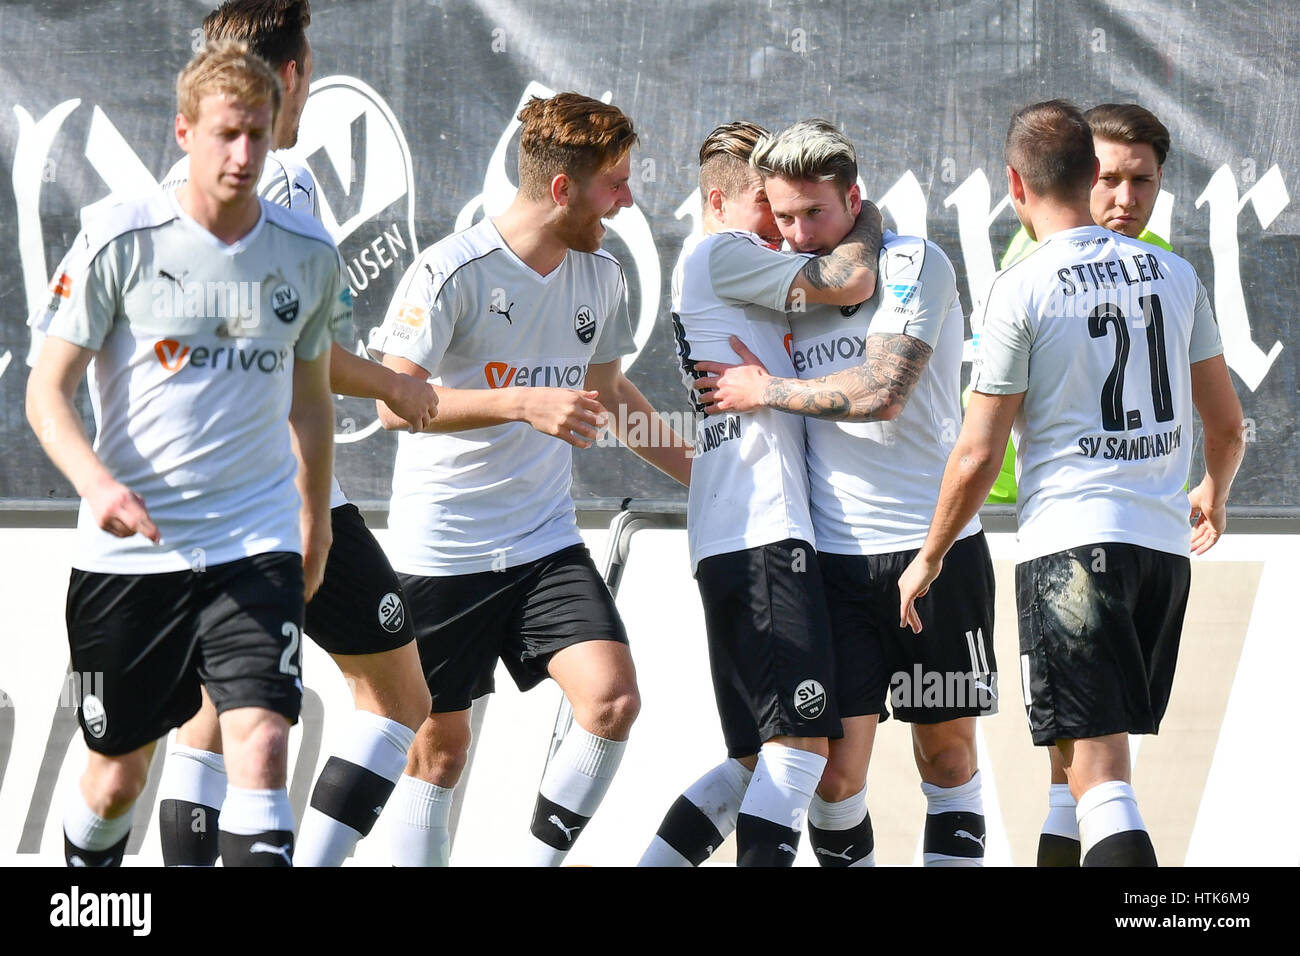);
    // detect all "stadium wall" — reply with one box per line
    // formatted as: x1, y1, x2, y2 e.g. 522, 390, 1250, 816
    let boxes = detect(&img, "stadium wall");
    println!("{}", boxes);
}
0, 525, 1296, 866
